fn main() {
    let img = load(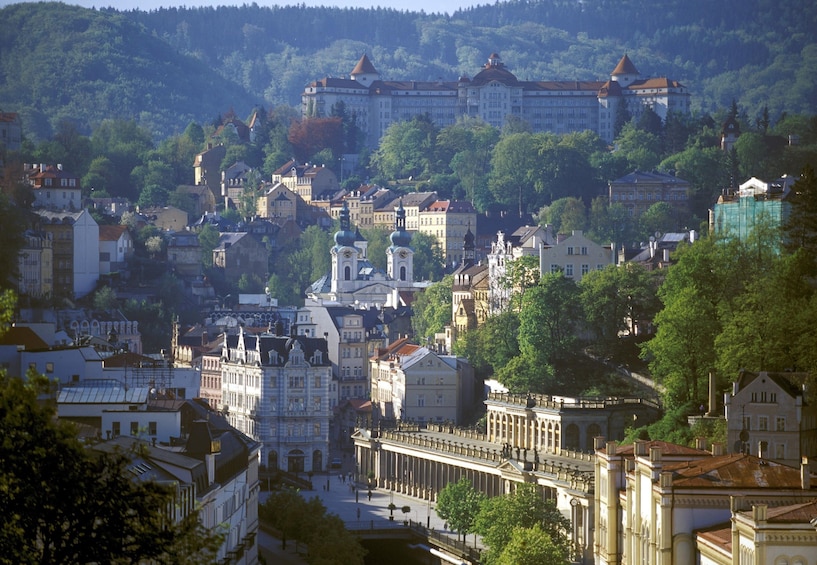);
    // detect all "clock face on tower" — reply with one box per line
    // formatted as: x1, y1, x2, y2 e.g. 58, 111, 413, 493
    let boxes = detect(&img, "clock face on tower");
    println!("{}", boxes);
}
343, 250, 352, 258
399, 250, 407, 258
